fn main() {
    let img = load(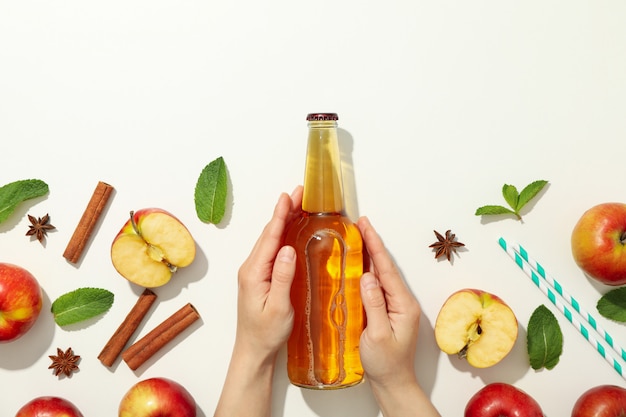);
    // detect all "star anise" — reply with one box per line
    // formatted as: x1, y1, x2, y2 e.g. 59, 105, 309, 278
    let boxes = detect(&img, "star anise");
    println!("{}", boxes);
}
26, 213, 56, 243
429, 229, 465, 262
48, 347, 81, 377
